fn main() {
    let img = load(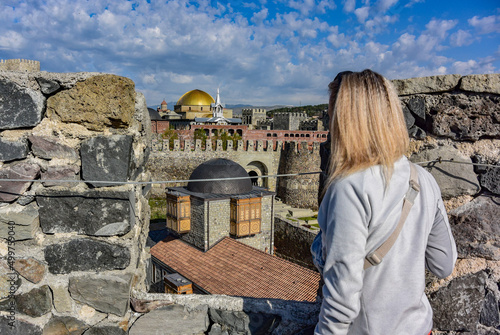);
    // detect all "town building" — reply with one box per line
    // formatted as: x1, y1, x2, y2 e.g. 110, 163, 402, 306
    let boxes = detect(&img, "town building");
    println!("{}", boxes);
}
149, 158, 320, 301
